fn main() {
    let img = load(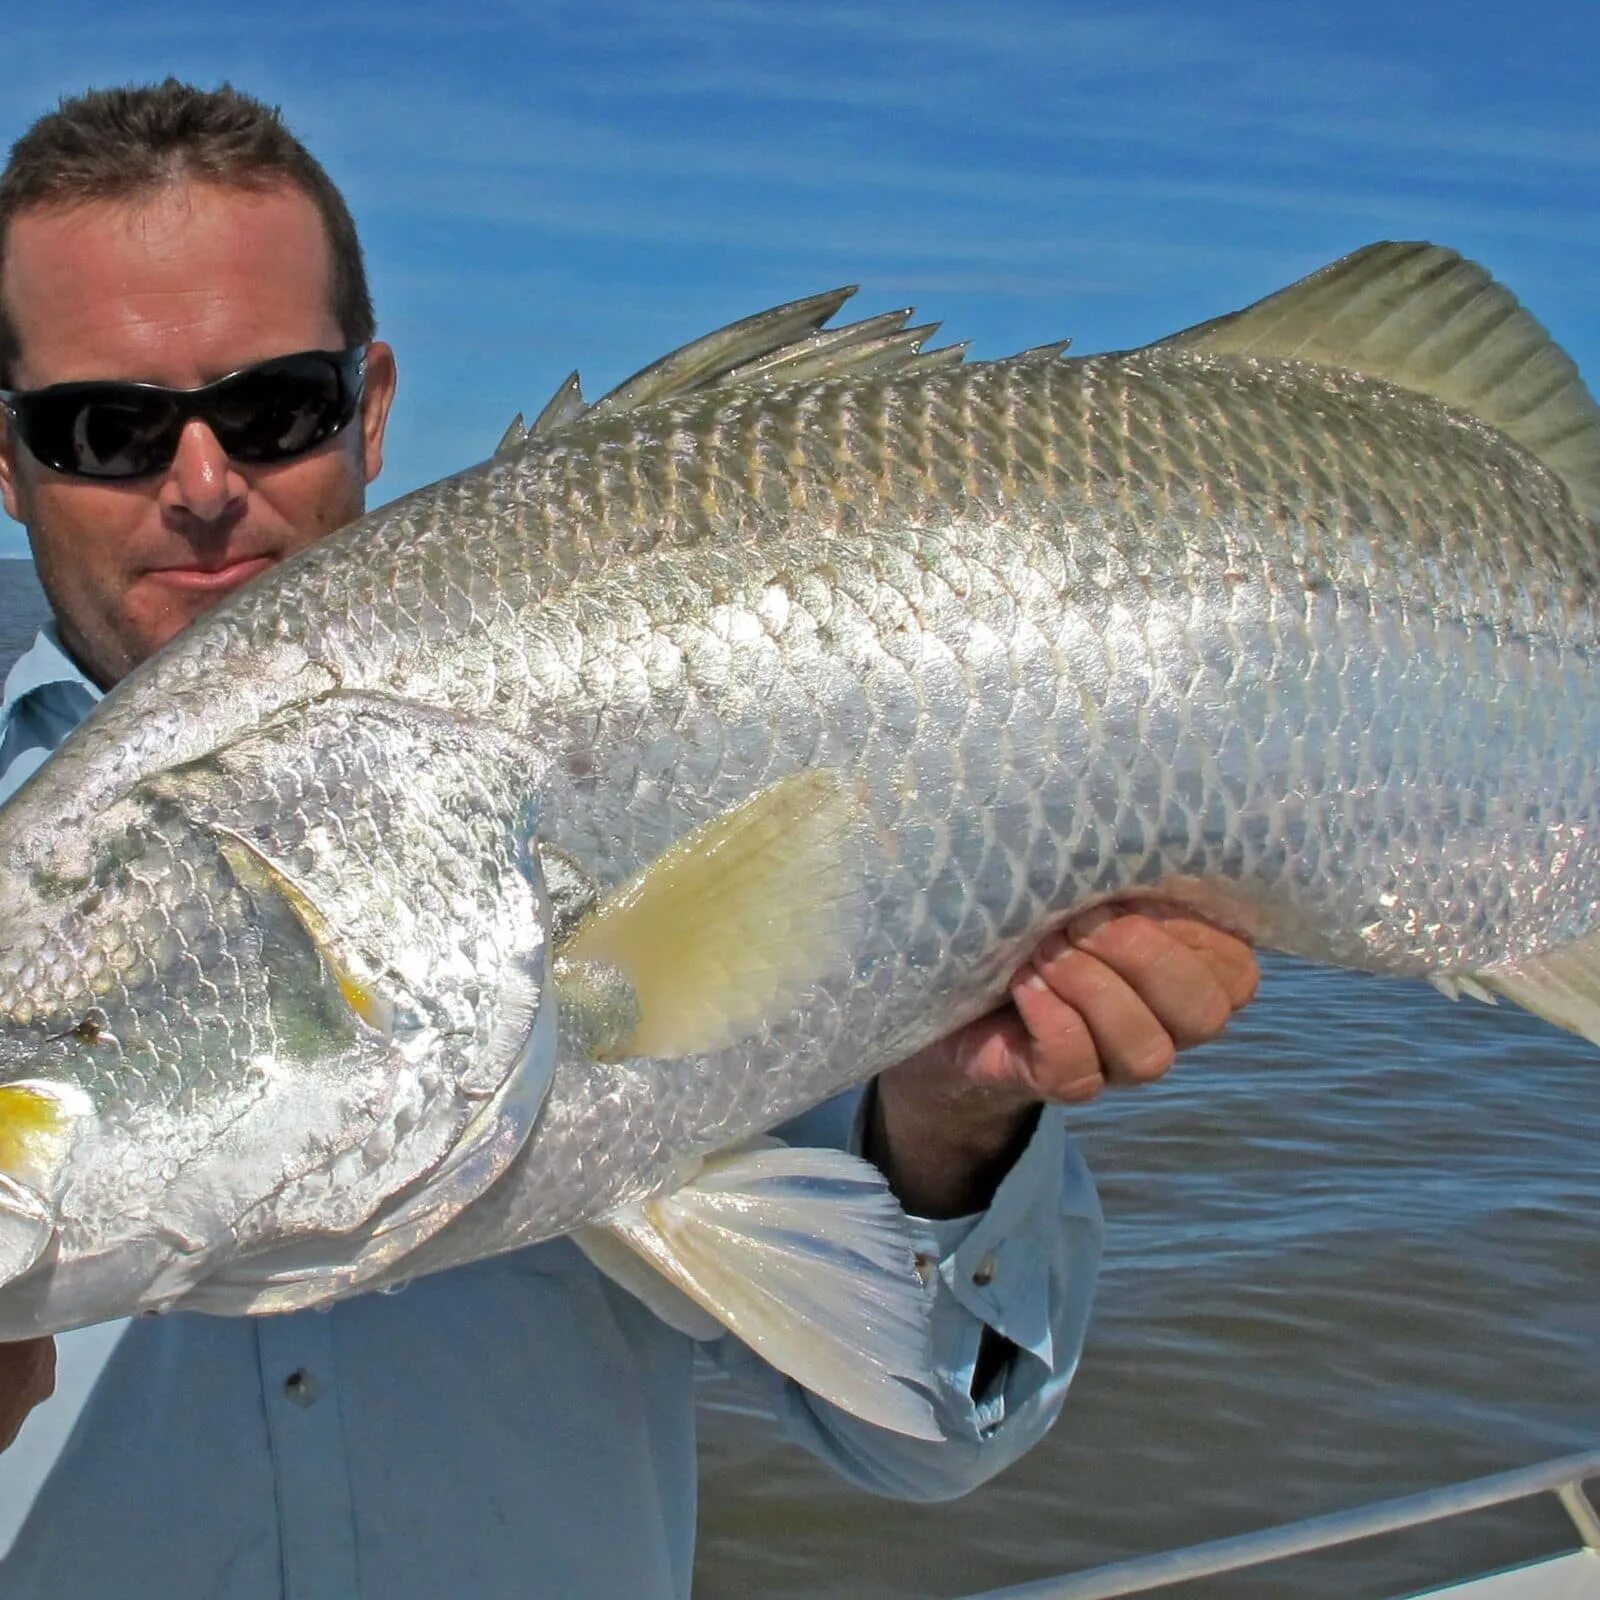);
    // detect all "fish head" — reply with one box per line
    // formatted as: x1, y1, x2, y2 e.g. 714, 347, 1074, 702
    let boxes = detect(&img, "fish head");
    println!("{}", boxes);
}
0, 693, 560, 1333
0, 781, 338, 1321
